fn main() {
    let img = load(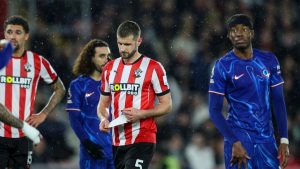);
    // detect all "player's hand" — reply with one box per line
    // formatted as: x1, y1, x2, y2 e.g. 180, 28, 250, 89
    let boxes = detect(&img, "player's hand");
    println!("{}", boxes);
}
99, 118, 110, 133
22, 122, 42, 145
83, 139, 105, 159
278, 143, 289, 168
230, 141, 251, 169
122, 107, 144, 123
26, 112, 47, 127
